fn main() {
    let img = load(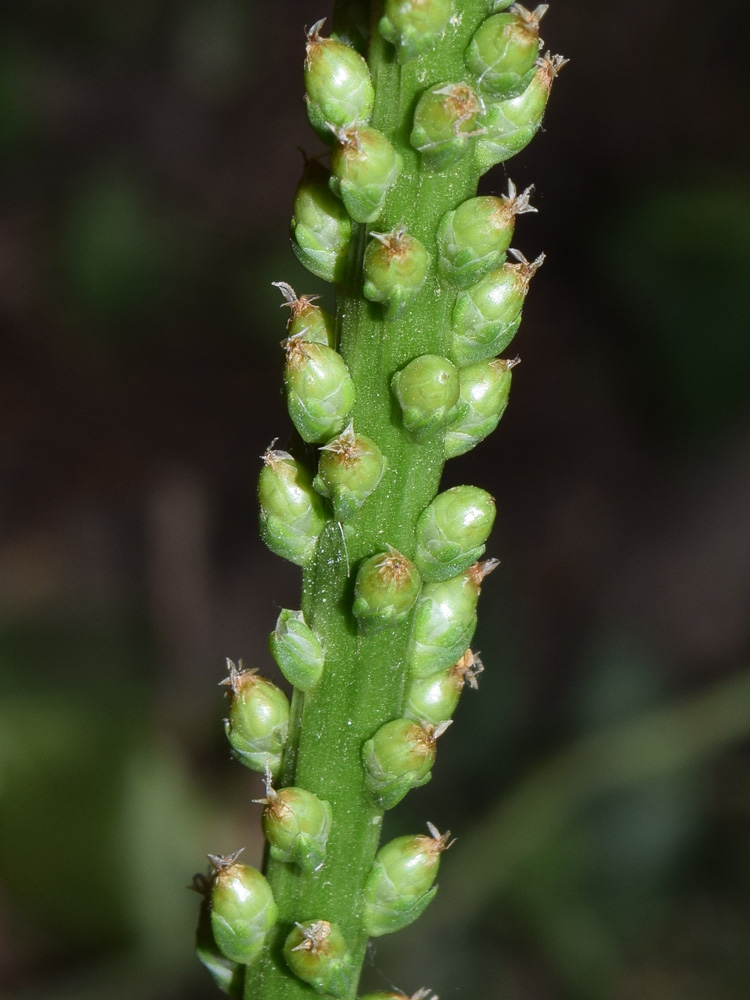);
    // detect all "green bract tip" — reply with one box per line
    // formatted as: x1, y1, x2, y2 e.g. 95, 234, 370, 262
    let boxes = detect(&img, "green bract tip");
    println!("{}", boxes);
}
414, 485, 496, 582
304, 19, 375, 138
379, 0, 454, 63
258, 445, 327, 566
283, 335, 356, 444
363, 822, 455, 936
208, 851, 278, 966
450, 248, 544, 367
283, 919, 354, 997
363, 225, 429, 318
220, 660, 290, 779
410, 81, 484, 170
444, 356, 519, 458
